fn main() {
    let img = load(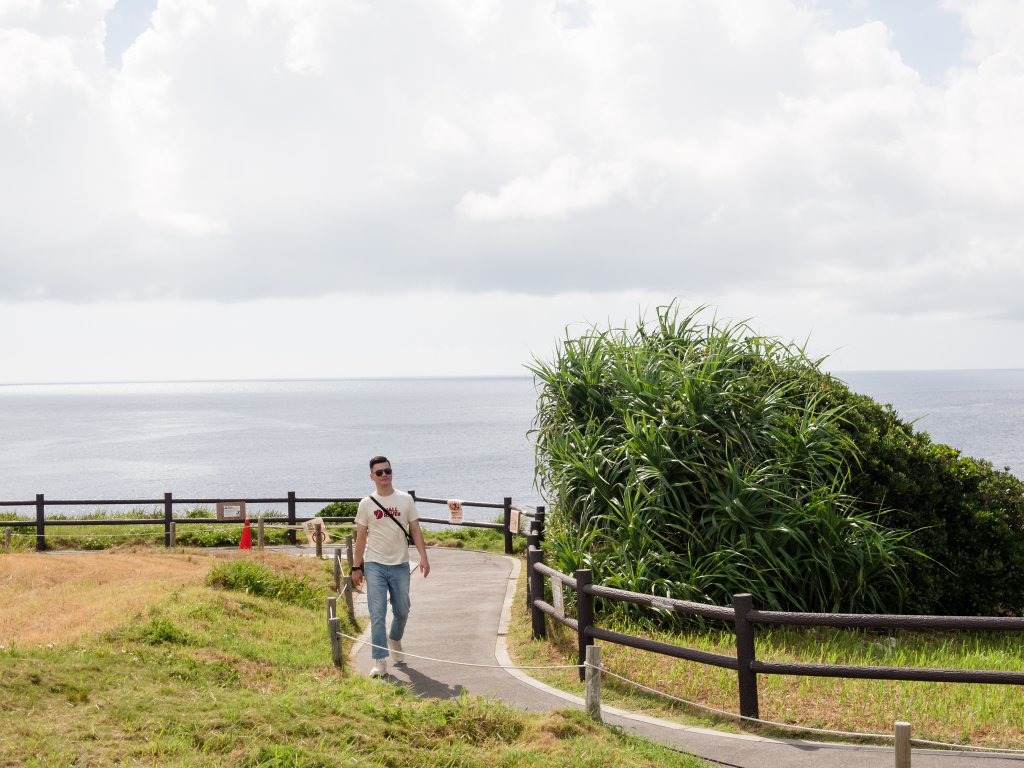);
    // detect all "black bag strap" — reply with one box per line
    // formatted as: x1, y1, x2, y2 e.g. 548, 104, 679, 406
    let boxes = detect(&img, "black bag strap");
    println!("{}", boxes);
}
369, 495, 412, 544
